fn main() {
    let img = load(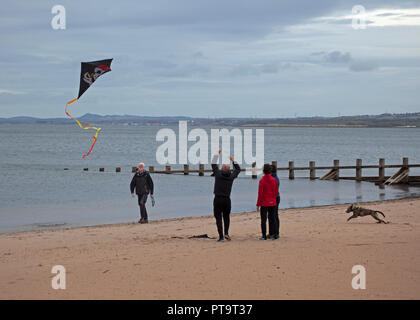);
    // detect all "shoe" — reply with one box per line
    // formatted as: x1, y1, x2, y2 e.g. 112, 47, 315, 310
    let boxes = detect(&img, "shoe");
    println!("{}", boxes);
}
217, 237, 224, 242
273, 234, 279, 240
267, 234, 273, 239
138, 218, 143, 224
259, 236, 267, 240
225, 234, 231, 241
